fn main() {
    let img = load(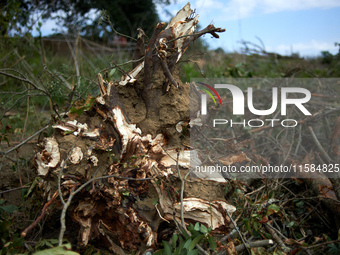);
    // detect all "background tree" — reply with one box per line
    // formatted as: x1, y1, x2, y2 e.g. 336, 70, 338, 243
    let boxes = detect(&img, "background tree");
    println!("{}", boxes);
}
1, 0, 171, 40
0, 0, 32, 36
